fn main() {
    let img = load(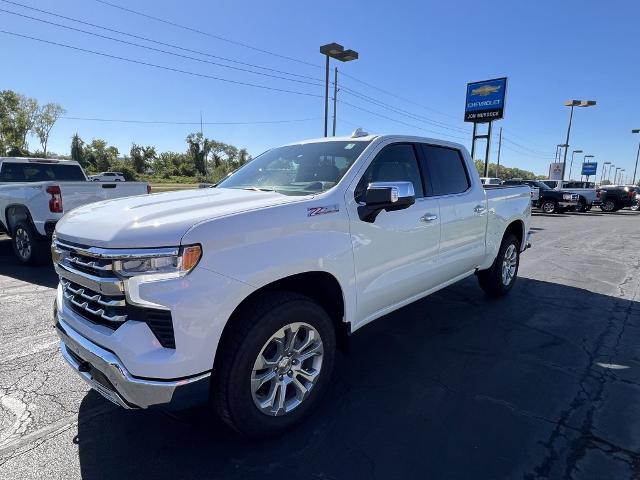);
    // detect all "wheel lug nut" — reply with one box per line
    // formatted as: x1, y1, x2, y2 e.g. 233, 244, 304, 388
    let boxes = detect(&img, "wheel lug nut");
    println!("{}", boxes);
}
278, 374, 283, 380
288, 370, 293, 376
